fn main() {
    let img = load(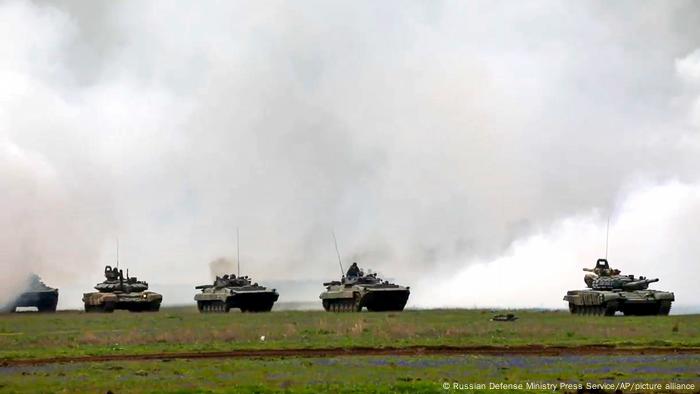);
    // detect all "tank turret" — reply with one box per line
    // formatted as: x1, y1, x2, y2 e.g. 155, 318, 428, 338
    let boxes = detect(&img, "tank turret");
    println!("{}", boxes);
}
591, 275, 659, 291
93, 265, 149, 293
